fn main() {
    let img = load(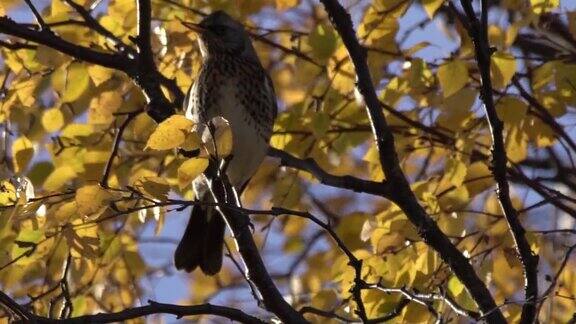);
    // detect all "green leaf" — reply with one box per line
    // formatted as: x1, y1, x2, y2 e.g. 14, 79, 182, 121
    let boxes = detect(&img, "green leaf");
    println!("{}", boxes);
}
309, 24, 338, 61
